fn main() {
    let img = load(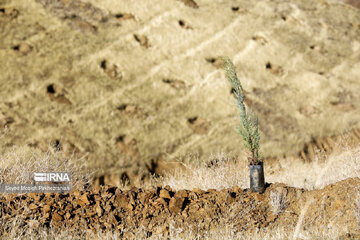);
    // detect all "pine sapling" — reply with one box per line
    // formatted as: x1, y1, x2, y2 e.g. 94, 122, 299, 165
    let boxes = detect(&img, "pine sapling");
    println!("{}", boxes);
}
222, 57, 261, 165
